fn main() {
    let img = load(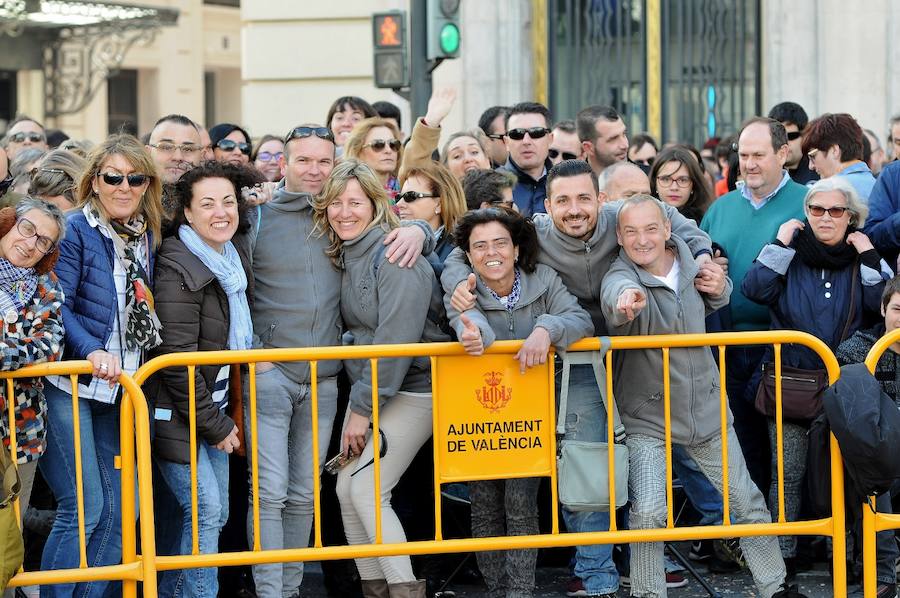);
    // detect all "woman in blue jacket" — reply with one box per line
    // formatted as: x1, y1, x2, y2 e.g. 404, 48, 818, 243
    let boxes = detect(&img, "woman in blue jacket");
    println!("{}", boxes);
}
39, 134, 163, 598
742, 176, 890, 578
